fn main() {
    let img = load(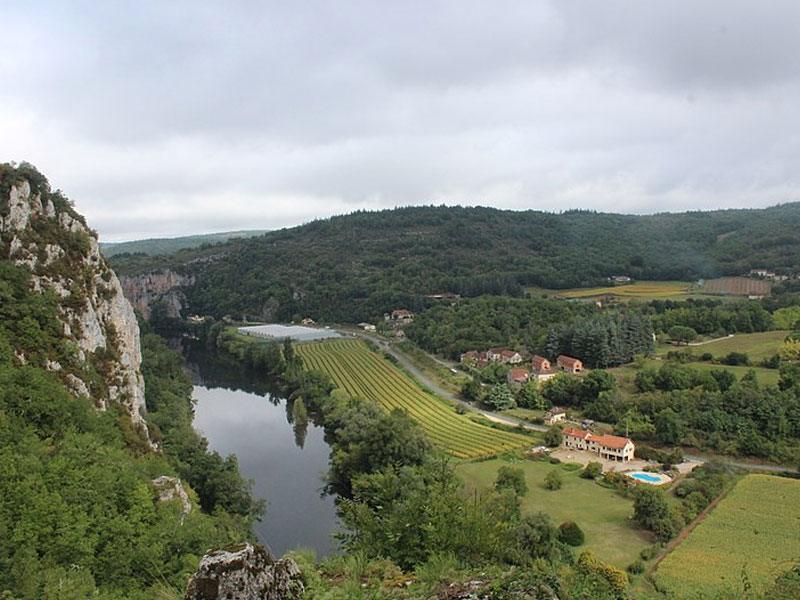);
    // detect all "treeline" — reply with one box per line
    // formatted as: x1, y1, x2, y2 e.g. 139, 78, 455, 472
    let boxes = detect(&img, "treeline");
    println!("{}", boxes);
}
645, 299, 774, 336
545, 312, 654, 368
406, 297, 653, 368
406, 296, 598, 359
616, 362, 800, 462
110, 202, 800, 323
